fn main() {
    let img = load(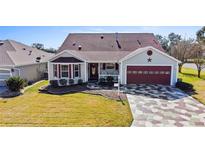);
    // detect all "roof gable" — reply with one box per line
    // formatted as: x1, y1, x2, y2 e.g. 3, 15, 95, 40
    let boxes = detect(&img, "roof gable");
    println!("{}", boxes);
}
51, 57, 83, 63
120, 46, 180, 63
